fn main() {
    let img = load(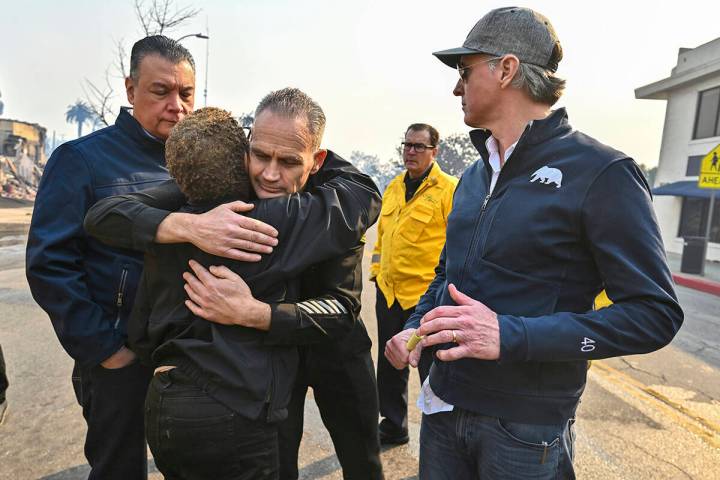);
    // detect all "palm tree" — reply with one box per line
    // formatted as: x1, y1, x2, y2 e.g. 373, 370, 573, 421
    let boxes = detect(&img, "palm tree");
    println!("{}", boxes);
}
90, 113, 104, 132
238, 112, 254, 128
66, 100, 93, 138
